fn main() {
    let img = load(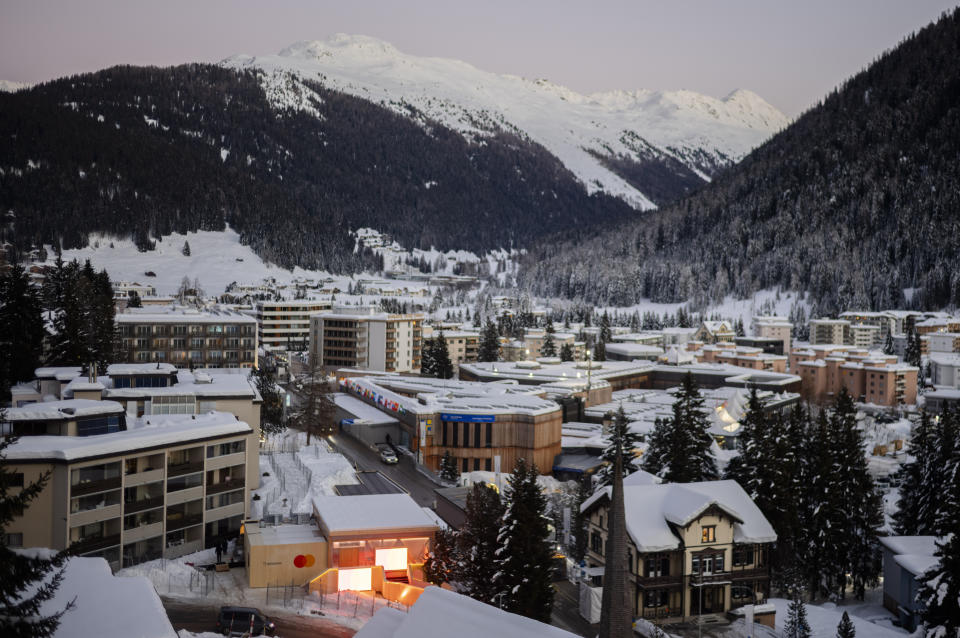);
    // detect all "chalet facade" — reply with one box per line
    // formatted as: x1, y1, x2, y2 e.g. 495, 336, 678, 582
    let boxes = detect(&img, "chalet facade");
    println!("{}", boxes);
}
580, 479, 776, 623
